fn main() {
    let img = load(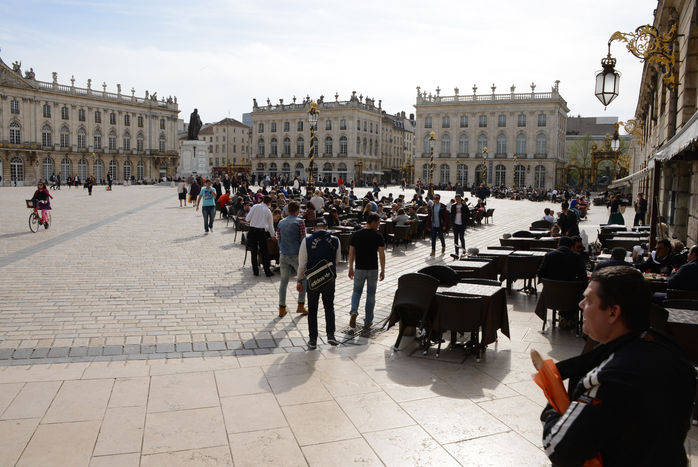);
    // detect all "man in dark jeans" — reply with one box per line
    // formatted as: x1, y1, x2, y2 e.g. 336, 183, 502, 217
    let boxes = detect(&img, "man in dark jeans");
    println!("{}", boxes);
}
245, 196, 275, 276
427, 194, 449, 256
450, 194, 470, 259
196, 179, 217, 233
297, 220, 341, 348
348, 213, 386, 329
633, 192, 647, 226
556, 201, 579, 237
